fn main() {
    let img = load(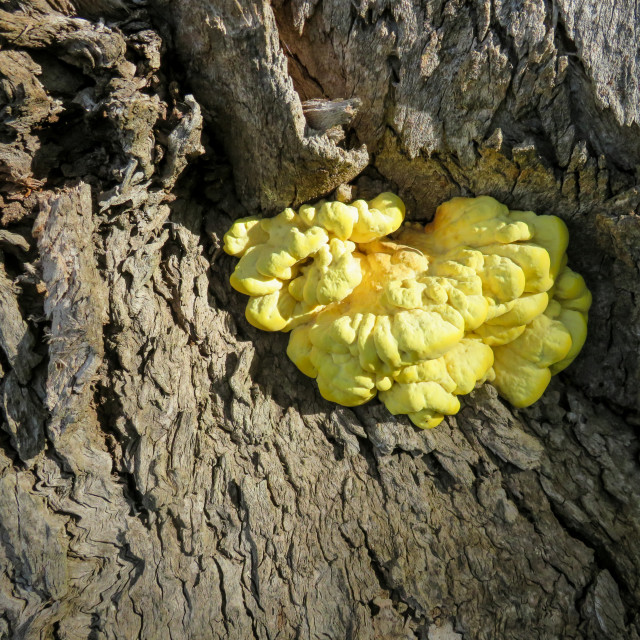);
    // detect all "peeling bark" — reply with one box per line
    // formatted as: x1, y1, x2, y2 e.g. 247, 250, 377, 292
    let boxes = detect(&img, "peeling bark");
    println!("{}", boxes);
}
0, 1, 639, 639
